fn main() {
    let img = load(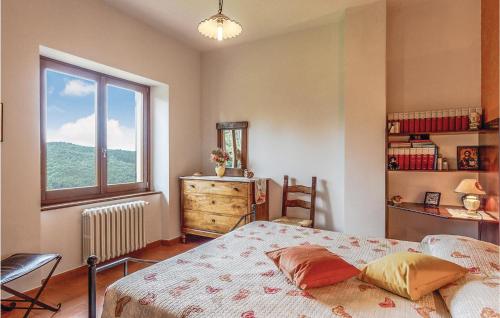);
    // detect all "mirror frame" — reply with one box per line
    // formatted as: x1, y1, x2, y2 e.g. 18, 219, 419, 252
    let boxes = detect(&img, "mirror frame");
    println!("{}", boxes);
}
216, 121, 248, 177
